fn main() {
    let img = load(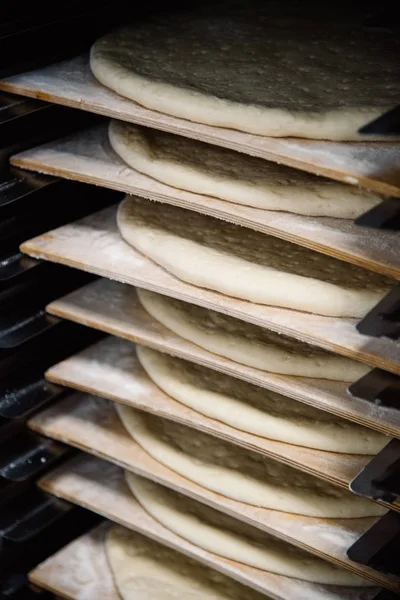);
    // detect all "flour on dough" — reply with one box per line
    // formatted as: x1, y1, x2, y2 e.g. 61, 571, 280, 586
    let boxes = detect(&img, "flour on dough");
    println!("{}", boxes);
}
90, 3, 399, 140
109, 120, 381, 218
116, 404, 385, 518
118, 197, 391, 317
137, 289, 369, 382
125, 473, 369, 586
137, 345, 387, 454
106, 524, 265, 600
